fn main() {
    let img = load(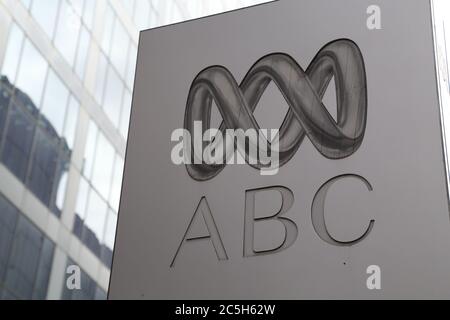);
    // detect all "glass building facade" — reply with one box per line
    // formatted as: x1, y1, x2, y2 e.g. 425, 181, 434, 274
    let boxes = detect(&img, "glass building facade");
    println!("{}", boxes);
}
0, 0, 267, 299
